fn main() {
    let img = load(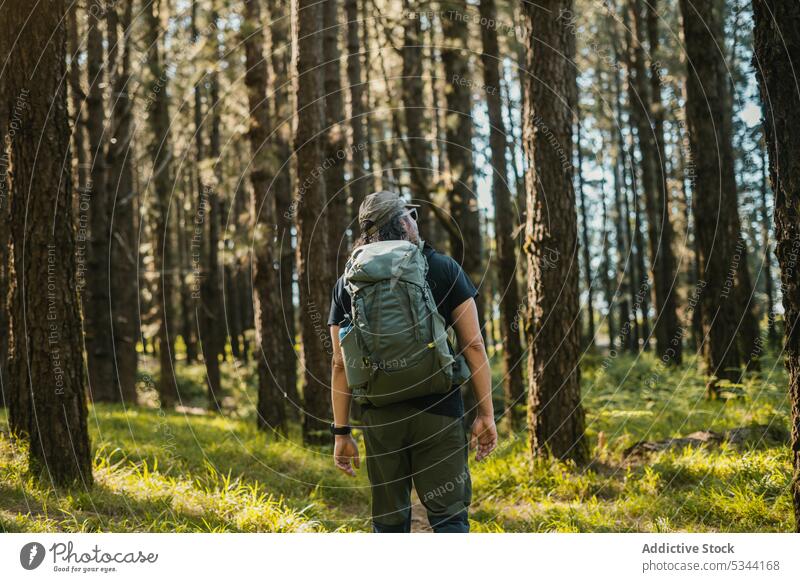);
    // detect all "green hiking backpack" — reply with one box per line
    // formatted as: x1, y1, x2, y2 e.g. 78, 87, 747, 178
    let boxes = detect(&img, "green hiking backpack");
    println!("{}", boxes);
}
339, 239, 469, 407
